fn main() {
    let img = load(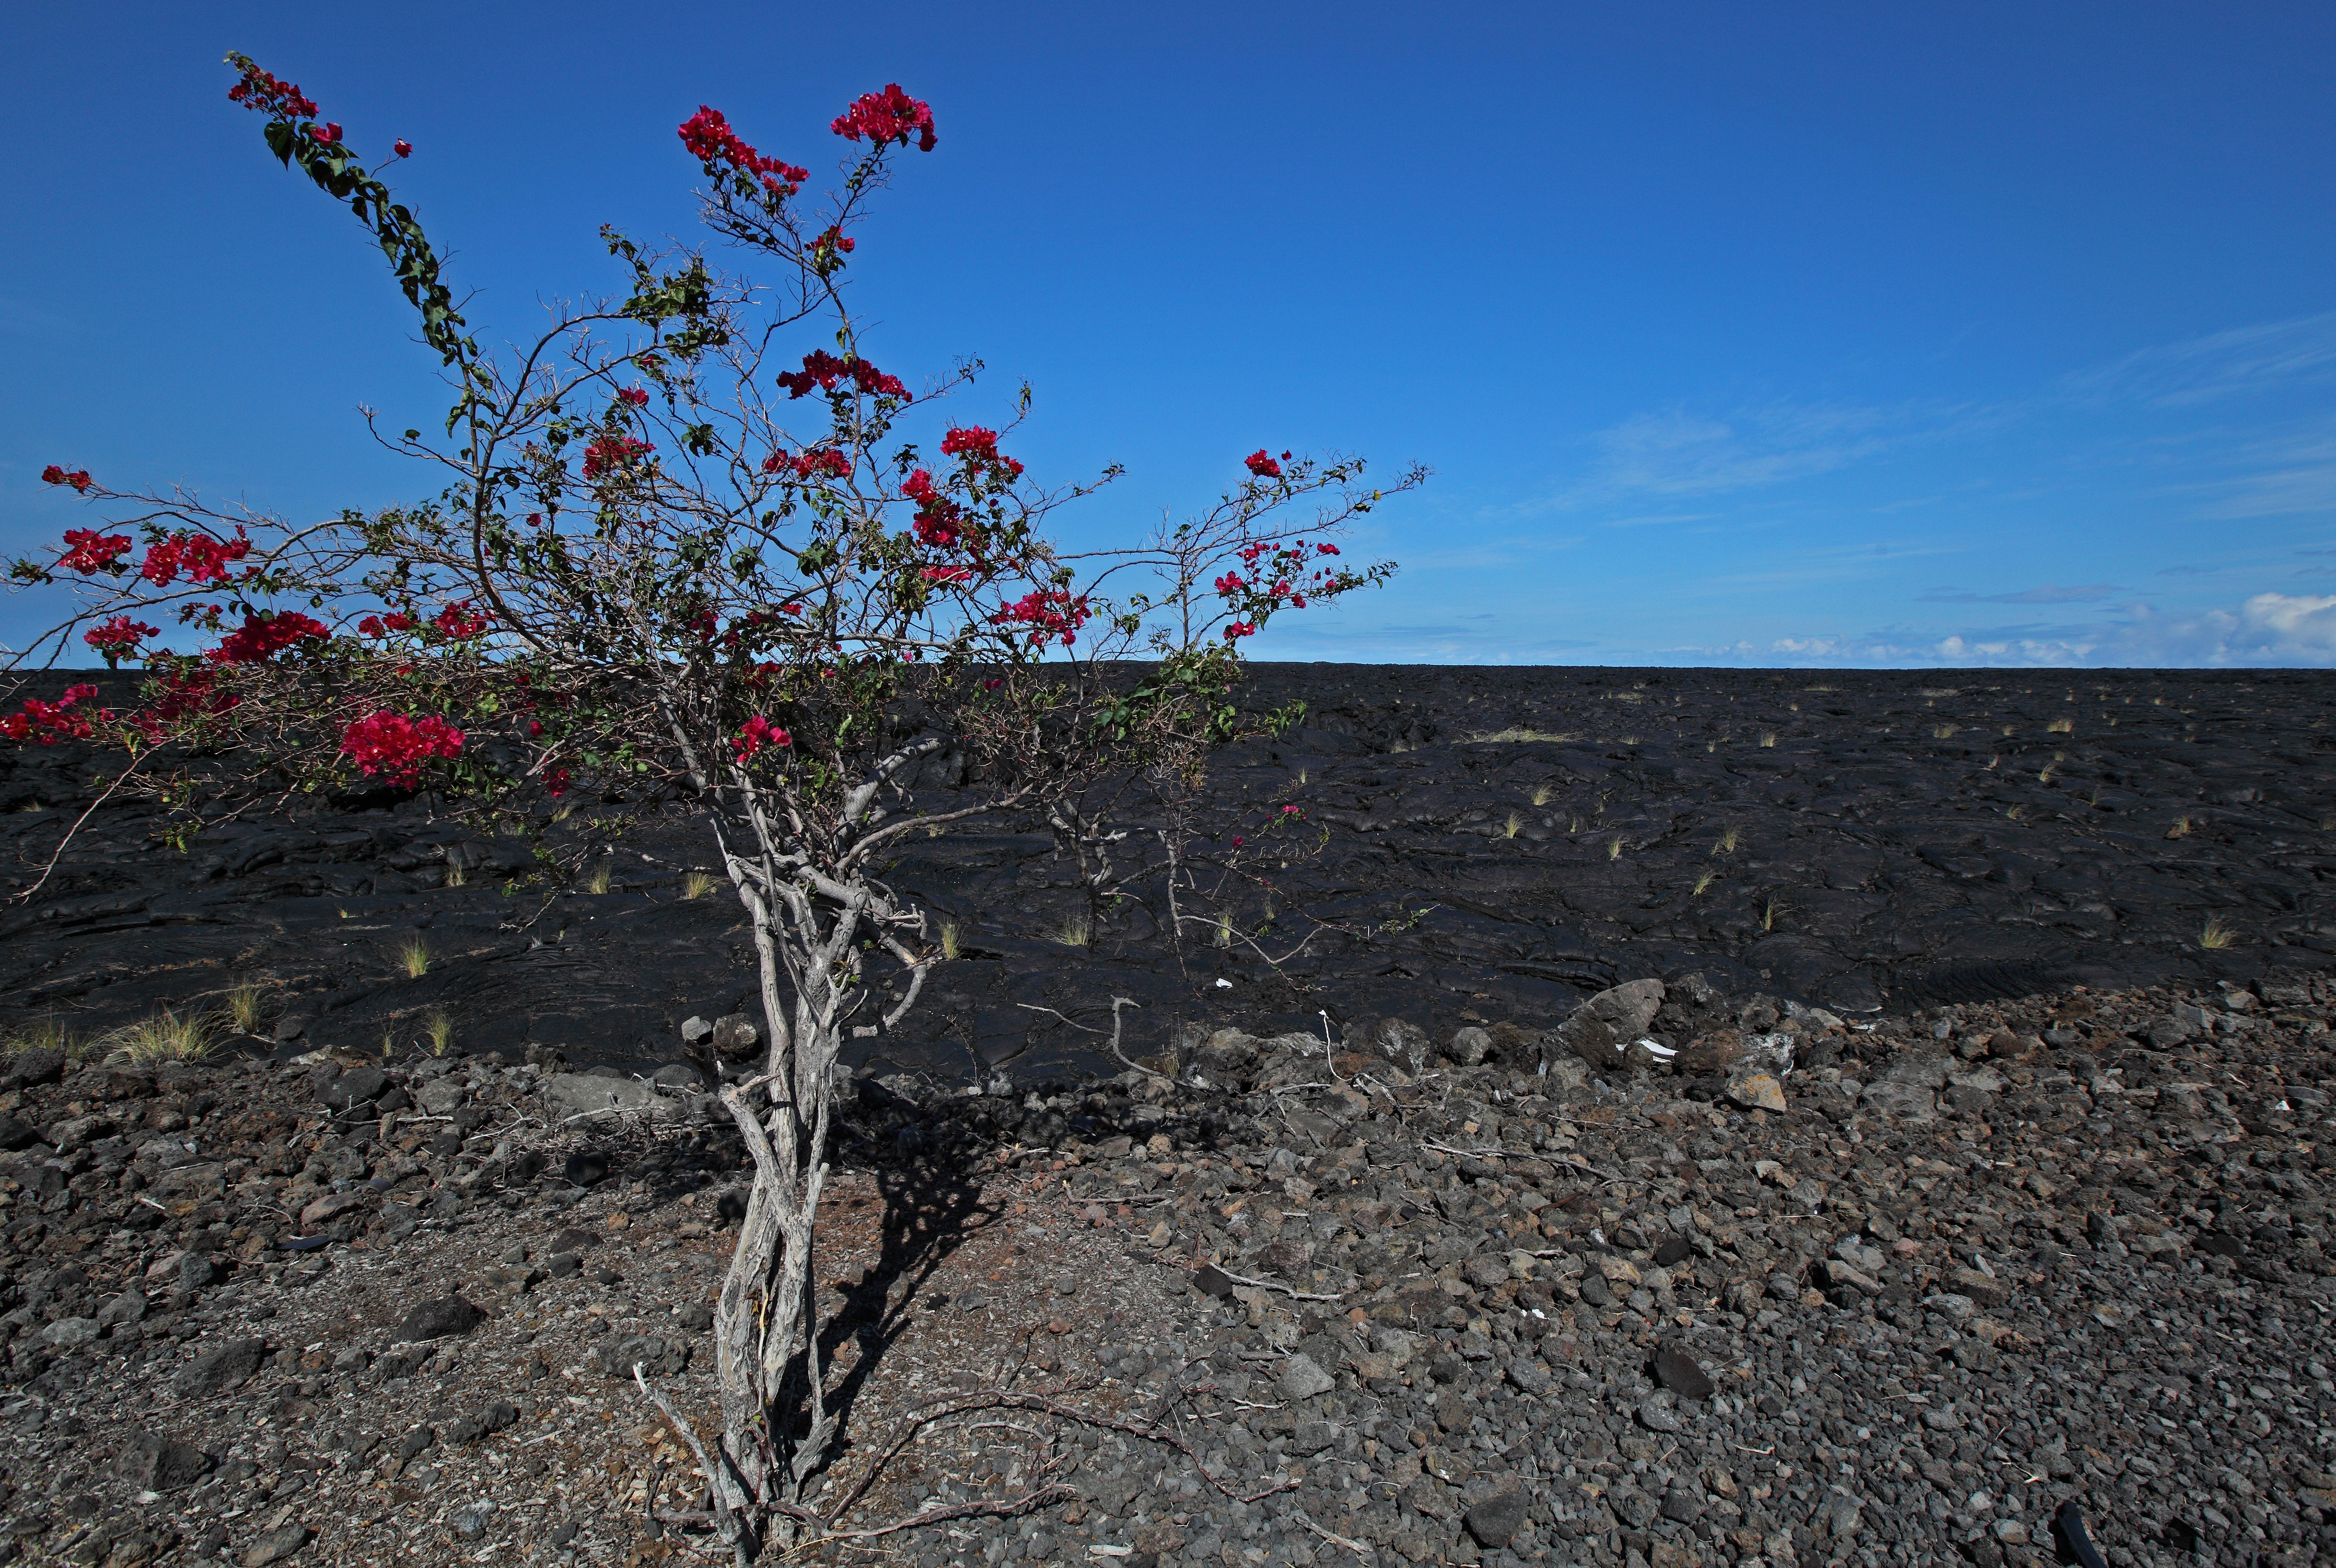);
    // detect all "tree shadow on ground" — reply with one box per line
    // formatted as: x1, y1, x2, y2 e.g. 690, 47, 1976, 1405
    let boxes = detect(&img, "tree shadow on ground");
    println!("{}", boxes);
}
802, 1107, 1010, 1470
